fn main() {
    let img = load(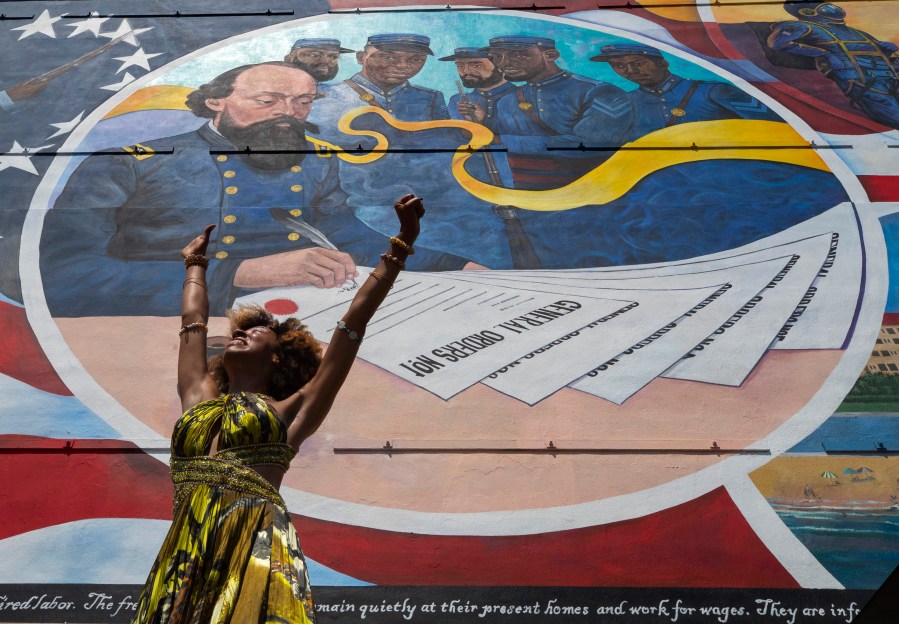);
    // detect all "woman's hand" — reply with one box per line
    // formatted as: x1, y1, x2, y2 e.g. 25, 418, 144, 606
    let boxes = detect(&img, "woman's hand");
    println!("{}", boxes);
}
181, 224, 215, 259
393, 194, 425, 244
